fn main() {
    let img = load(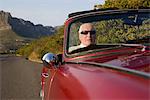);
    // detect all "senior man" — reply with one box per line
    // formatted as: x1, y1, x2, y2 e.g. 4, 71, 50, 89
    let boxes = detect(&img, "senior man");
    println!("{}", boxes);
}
69, 23, 96, 52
